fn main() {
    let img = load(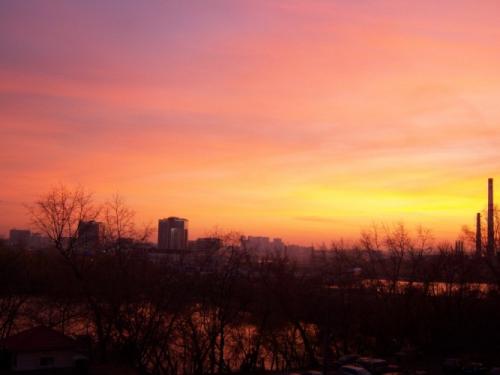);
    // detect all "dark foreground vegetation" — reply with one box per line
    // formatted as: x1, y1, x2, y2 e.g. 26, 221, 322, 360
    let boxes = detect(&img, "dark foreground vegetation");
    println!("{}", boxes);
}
1, 186, 500, 374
